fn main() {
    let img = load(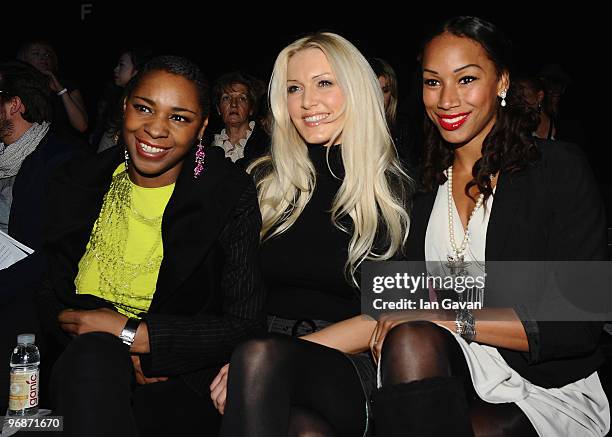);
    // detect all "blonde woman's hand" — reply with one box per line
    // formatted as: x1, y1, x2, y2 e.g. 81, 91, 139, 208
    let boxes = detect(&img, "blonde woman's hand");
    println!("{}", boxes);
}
210, 363, 230, 414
